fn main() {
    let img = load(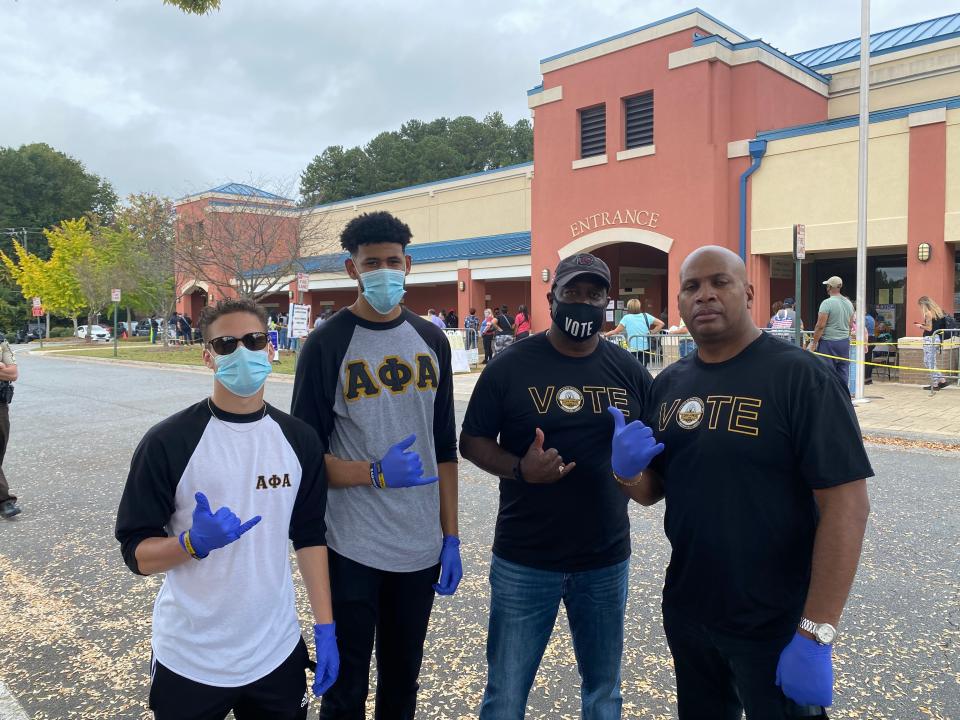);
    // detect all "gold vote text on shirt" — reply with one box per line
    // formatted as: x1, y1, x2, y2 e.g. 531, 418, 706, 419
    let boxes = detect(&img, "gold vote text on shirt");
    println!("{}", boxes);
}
658, 395, 762, 436
527, 385, 631, 416
344, 354, 439, 401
